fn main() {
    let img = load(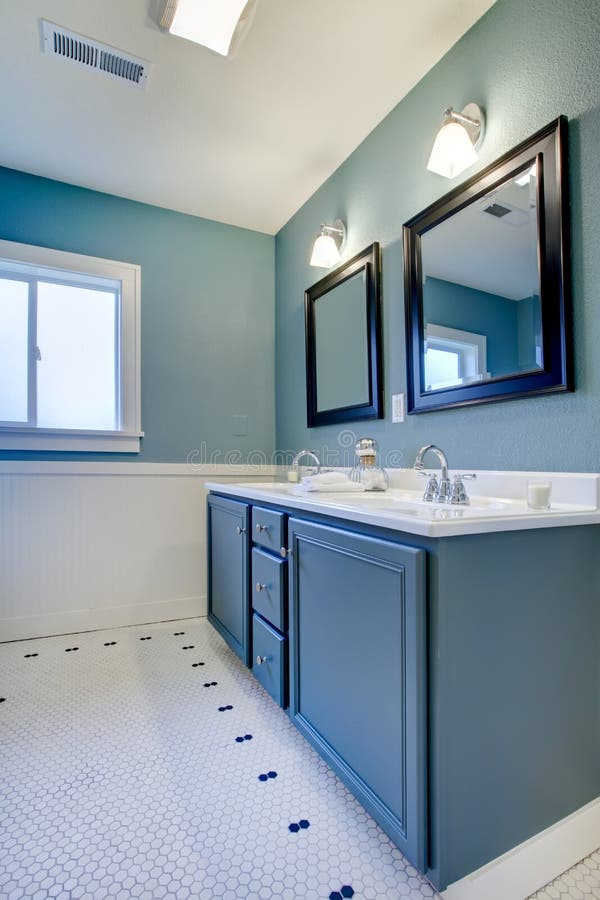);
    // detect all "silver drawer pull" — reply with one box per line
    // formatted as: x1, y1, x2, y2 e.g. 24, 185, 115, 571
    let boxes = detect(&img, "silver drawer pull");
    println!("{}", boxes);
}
255, 582, 267, 592
235, 525, 246, 535
280, 546, 293, 558
256, 655, 268, 665
255, 523, 269, 534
